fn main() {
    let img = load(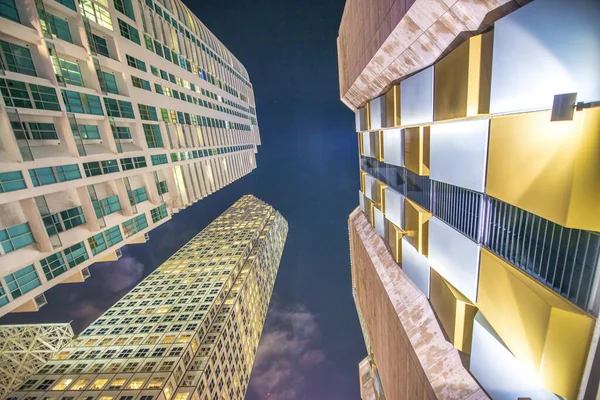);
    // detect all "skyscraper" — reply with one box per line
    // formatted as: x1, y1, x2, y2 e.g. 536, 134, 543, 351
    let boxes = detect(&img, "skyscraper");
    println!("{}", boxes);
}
0, 323, 74, 398
6, 195, 288, 400
339, 0, 600, 398
0, 0, 259, 316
